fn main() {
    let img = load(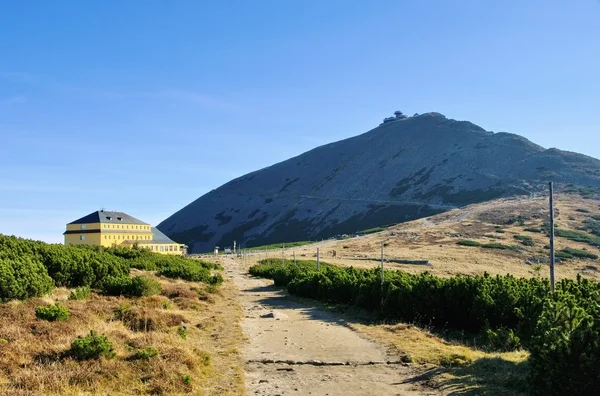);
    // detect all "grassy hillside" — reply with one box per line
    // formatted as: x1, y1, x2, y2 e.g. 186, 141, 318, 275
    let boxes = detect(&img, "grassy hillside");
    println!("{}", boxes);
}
279, 193, 600, 281
0, 235, 244, 395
